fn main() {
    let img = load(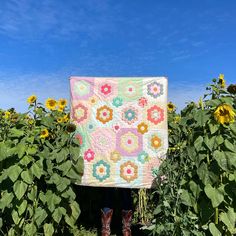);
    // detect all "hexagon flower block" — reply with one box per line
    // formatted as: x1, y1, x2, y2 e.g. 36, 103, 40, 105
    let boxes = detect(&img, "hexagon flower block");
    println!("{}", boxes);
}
70, 77, 168, 188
